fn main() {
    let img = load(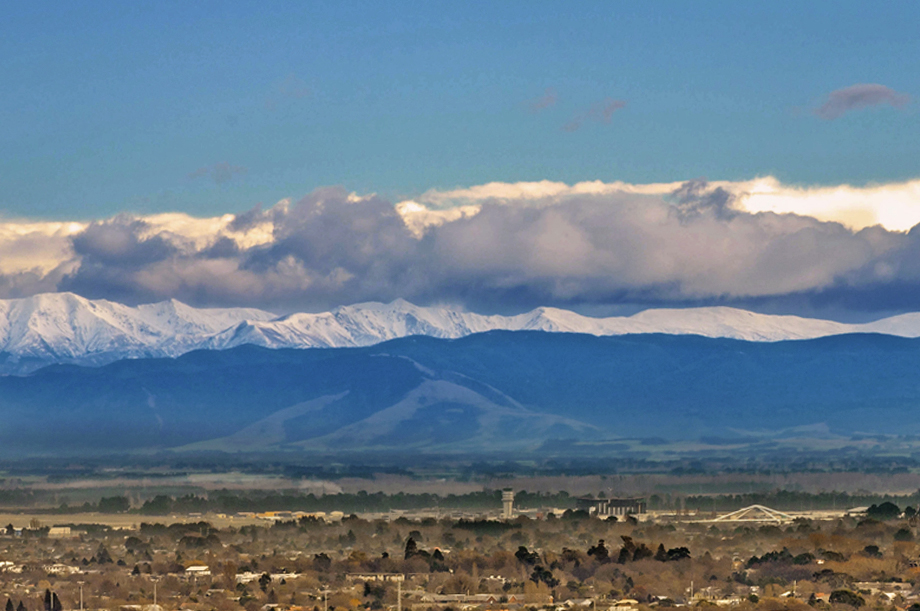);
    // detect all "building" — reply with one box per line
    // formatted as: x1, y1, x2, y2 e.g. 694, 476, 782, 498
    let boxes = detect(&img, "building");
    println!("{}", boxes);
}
502, 489, 514, 519
185, 565, 211, 577
419, 593, 522, 605
575, 496, 646, 517
347, 573, 405, 582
